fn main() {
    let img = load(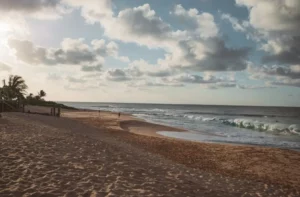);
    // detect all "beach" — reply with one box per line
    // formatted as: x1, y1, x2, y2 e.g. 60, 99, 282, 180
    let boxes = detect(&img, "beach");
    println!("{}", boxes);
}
0, 107, 300, 196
